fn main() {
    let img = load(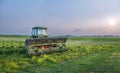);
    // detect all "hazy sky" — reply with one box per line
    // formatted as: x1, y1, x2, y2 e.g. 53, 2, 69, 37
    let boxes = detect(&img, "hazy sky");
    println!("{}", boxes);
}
0, 0, 120, 35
